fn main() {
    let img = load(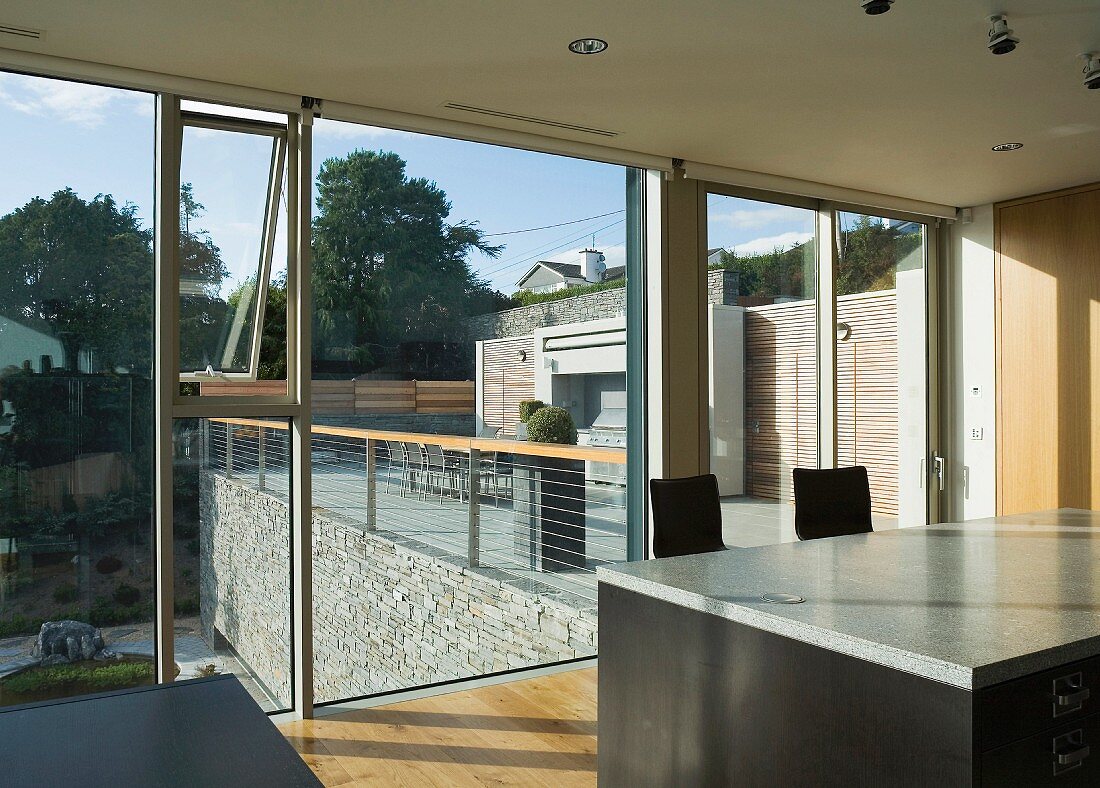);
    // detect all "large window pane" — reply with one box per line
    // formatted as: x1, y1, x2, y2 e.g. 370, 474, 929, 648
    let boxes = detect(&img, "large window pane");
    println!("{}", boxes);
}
706, 195, 817, 546
836, 212, 927, 527
308, 122, 633, 703
0, 72, 156, 705
174, 416, 292, 712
